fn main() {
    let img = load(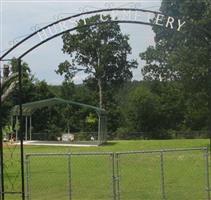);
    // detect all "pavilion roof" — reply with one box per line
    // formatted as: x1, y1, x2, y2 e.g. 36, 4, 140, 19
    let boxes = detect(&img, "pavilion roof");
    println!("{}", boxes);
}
11, 97, 106, 116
